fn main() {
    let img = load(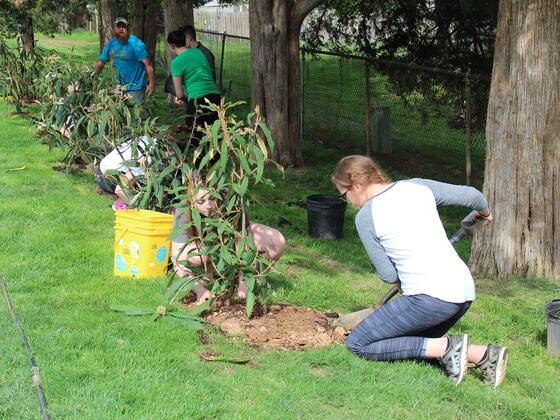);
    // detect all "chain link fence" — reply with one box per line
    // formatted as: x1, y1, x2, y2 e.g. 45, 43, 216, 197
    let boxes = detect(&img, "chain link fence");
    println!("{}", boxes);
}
302, 49, 490, 182
193, 30, 490, 181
